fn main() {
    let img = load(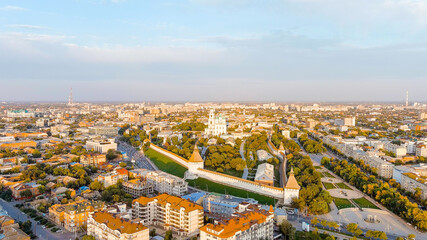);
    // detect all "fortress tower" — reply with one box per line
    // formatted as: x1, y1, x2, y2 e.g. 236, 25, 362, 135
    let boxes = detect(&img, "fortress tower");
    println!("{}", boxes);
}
283, 168, 300, 205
